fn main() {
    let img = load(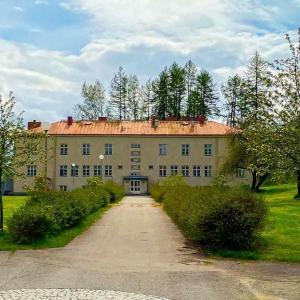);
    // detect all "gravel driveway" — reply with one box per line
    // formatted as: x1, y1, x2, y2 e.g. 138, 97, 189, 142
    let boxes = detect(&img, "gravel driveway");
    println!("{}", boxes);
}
0, 196, 299, 300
